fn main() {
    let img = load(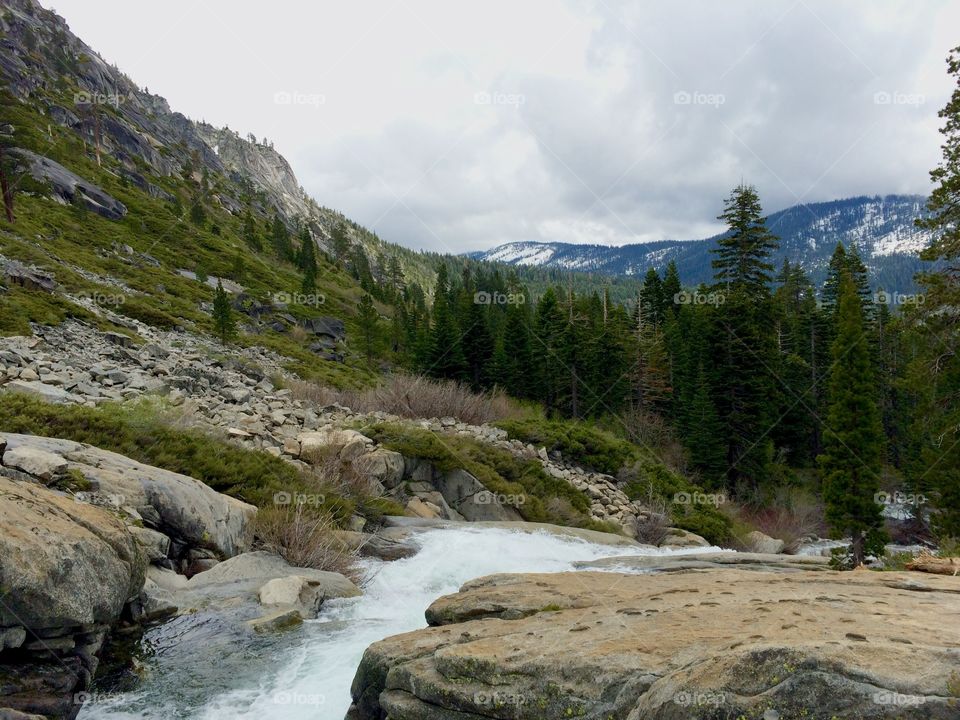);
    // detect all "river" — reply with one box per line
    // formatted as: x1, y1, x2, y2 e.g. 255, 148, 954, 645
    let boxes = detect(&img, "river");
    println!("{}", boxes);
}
80, 527, 715, 719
